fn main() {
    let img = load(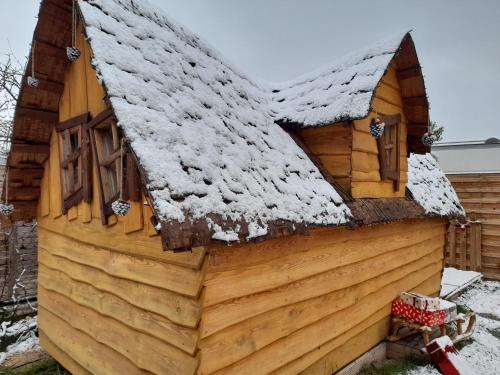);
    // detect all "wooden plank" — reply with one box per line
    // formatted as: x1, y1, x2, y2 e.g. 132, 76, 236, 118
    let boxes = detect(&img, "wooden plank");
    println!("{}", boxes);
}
37, 215, 205, 269
351, 170, 381, 182
448, 221, 457, 267
38, 228, 204, 297
10, 143, 50, 155
351, 151, 380, 173
124, 201, 144, 234
39, 331, 93, 375
204, 223, 445, 307
300, 314, 390, 375
459, 227, 467, 270
38, 309, 146, 375
39, 288, 198, 374
352, 130, 378, 154
48, 131, 63, 218
318, 154, 351, 178
38, 249, 201, 328
201, 241, 443, 340
351, 181, 406, 198
38, 268, 198, 355
207, 220, 442, 273
206, 263, 442, 374
39, 162, 50, 217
